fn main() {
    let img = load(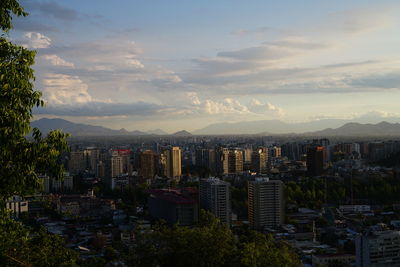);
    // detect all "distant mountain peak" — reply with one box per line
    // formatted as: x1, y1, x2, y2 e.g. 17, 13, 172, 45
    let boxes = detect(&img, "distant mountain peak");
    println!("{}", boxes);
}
31, 118, 149, 136
146, 128, 168, 135
306, 121, 400, 136
172, 130, 192, 136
